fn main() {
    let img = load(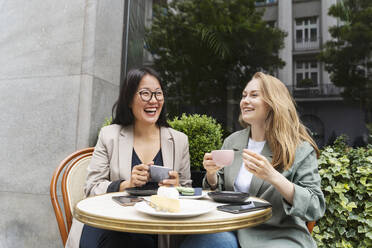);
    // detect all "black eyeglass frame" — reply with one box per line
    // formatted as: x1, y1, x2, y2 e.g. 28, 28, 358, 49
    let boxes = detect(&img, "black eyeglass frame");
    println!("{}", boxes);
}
137, 89, 164, 102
